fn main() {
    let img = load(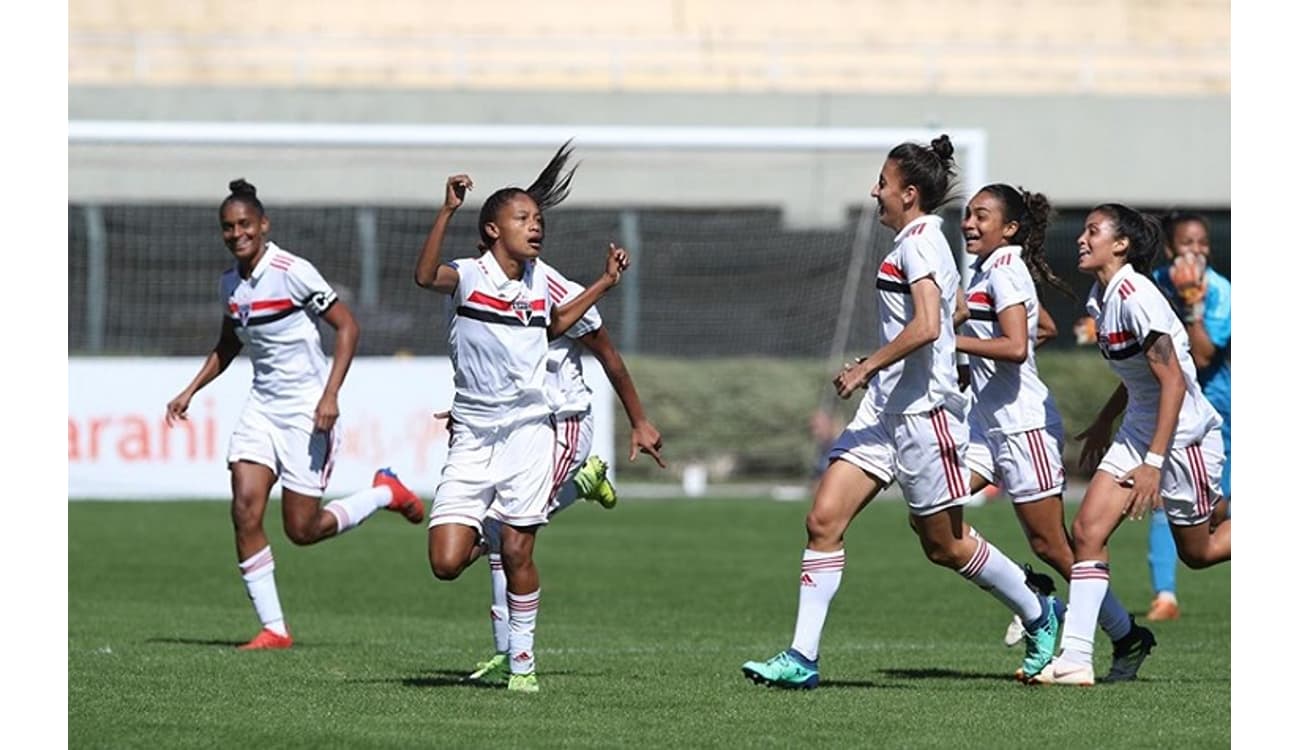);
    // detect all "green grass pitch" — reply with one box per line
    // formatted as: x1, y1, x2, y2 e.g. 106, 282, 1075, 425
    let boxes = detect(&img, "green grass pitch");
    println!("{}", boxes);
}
70, 496, 1229, 748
